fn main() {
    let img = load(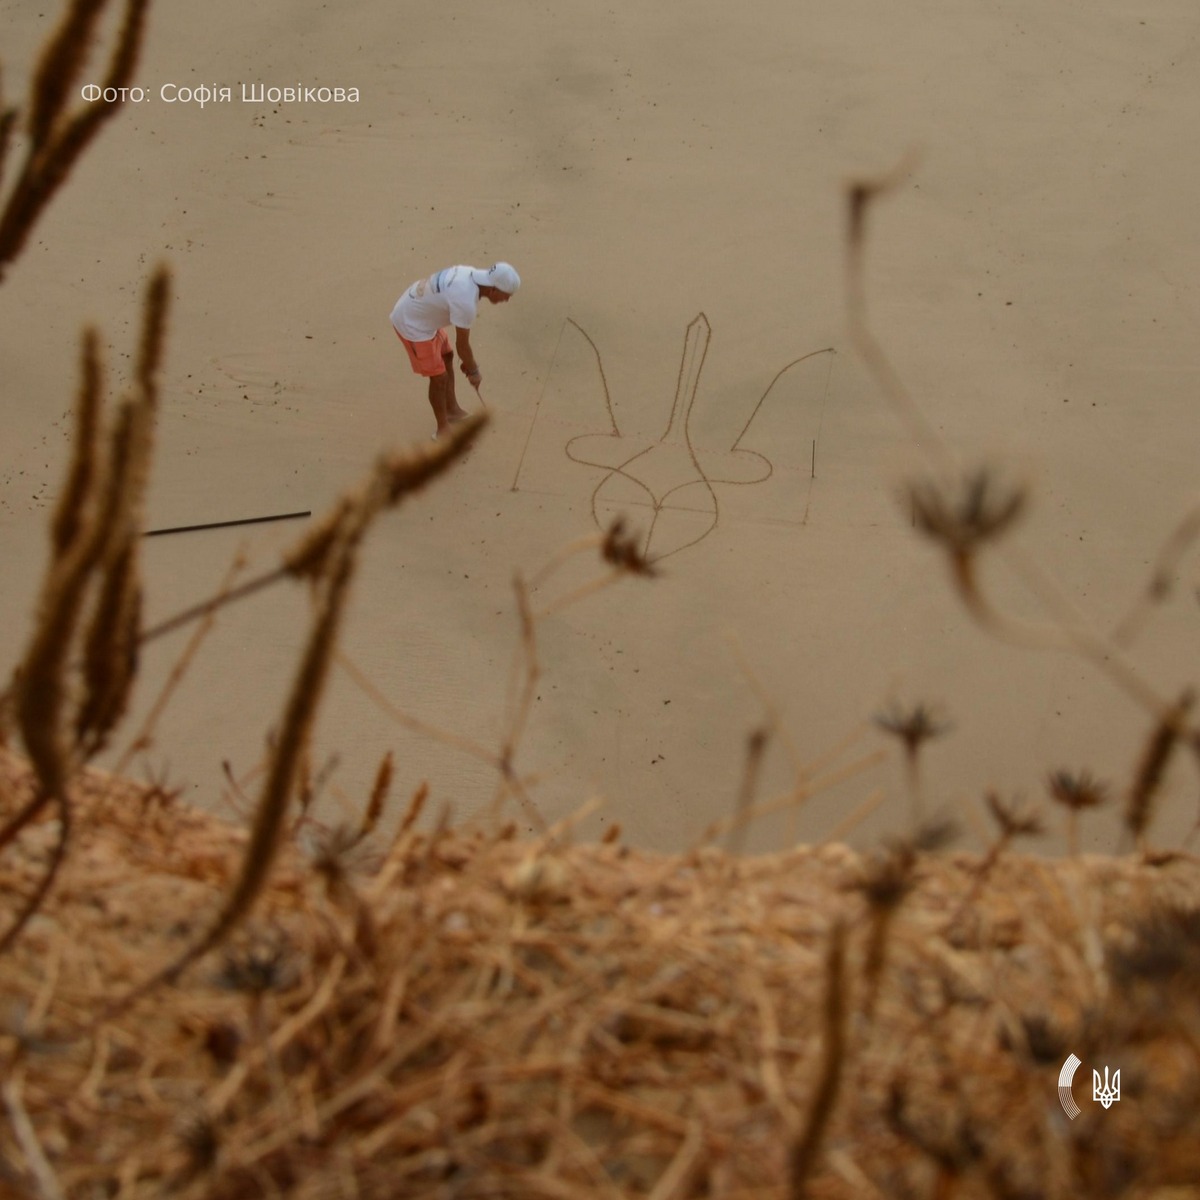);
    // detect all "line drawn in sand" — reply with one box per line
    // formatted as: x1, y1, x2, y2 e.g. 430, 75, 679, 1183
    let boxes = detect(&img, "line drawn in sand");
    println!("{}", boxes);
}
512, 314, 836, 563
